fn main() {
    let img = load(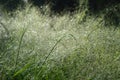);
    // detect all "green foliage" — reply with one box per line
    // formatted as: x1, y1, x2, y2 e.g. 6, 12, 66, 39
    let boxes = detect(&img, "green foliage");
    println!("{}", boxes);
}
0, 5, 120, 80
